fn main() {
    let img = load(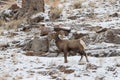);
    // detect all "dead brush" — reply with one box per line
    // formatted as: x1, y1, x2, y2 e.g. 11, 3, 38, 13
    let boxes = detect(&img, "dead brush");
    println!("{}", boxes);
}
0, 20, 5, 26
4, 18, 27, 30
50, 7, 63, 21
0, 20, 6, 35
88, 1, 96, 7
44, 0, 61, 8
